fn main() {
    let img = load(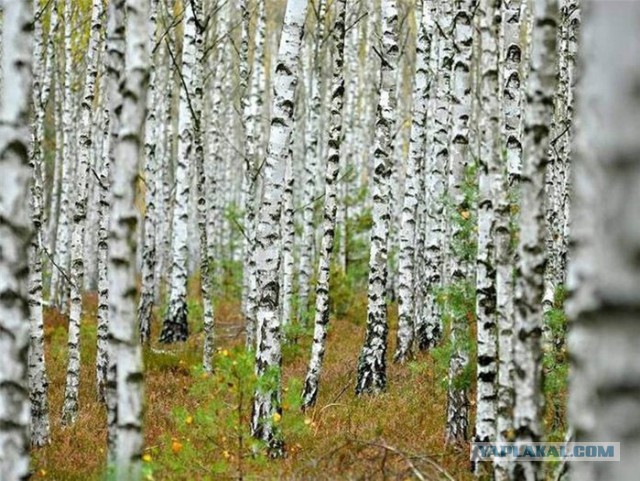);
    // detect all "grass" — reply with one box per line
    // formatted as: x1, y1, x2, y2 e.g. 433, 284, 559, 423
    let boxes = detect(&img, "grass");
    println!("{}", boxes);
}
32, 280, 542, 481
